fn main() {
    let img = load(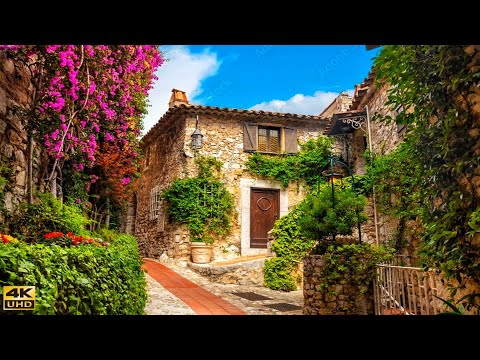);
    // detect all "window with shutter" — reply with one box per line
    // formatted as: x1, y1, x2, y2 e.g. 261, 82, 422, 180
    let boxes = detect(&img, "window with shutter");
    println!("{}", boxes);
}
243, 122, 297, 155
